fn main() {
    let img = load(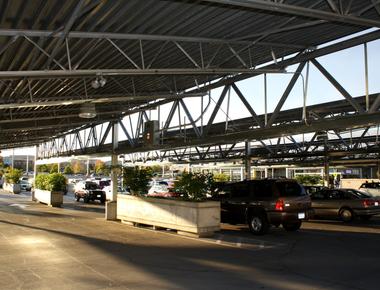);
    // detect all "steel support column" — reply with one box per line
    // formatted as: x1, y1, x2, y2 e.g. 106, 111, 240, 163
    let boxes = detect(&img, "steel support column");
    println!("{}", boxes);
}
106, 121, 118, 221
244, 141, 251, 180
